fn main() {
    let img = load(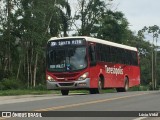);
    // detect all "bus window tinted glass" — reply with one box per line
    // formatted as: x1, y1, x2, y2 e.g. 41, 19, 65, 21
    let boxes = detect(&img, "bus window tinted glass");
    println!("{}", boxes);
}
47, 47, 87, 72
